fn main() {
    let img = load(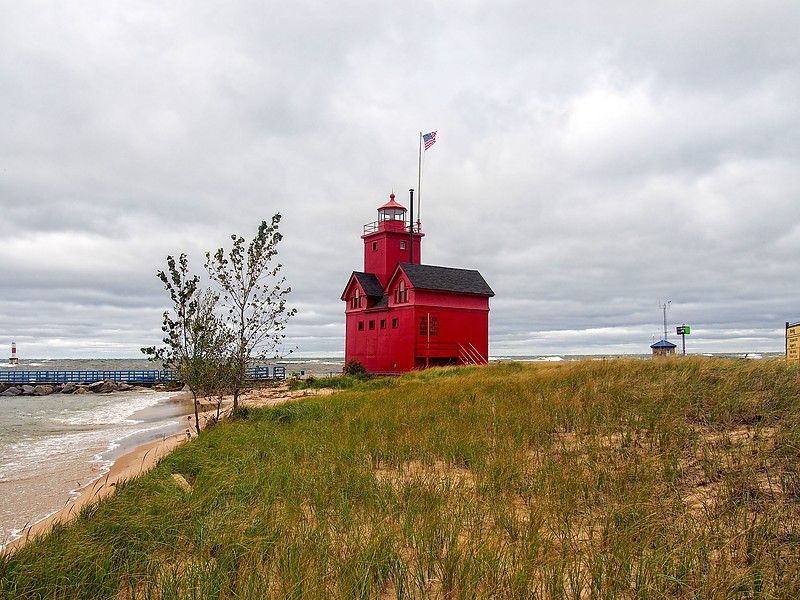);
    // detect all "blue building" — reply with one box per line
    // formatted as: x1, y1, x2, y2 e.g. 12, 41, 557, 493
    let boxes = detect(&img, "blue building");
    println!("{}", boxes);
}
650, 339, 677, 357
